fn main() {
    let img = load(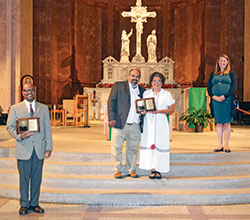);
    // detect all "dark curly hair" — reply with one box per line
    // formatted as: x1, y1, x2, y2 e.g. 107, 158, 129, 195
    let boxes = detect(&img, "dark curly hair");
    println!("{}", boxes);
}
149, 72, 165, 86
